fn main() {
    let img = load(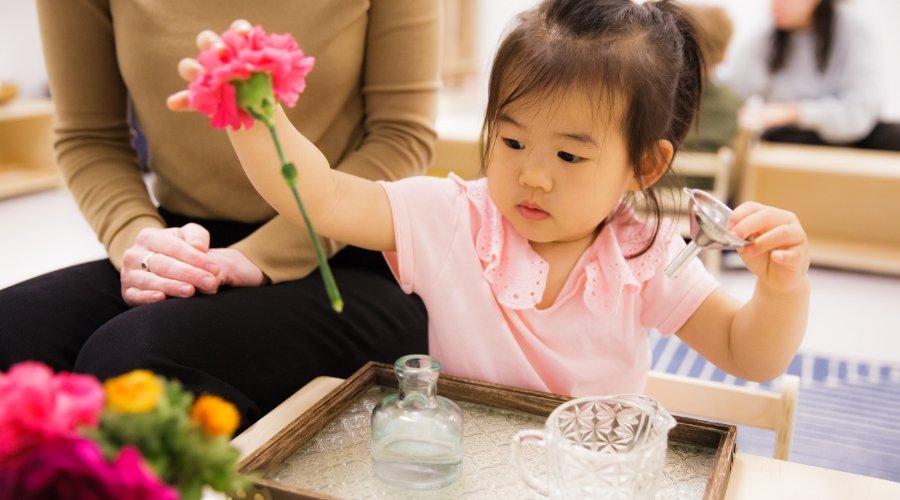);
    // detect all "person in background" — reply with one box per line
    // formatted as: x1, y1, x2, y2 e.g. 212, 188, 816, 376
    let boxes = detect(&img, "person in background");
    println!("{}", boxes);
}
722, 0, 900, 151
682, 3, 743, 154
171, 0, 810, 397
0, 1, 439, 431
